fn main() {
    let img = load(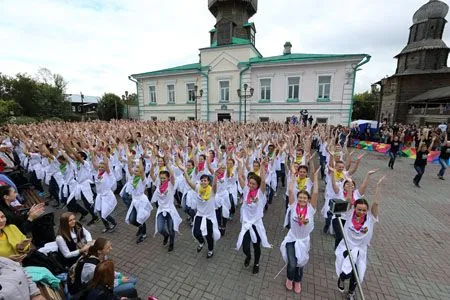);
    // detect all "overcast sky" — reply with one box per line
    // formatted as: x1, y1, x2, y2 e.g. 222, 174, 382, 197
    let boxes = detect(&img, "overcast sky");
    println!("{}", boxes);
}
1, 0, 449, 97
